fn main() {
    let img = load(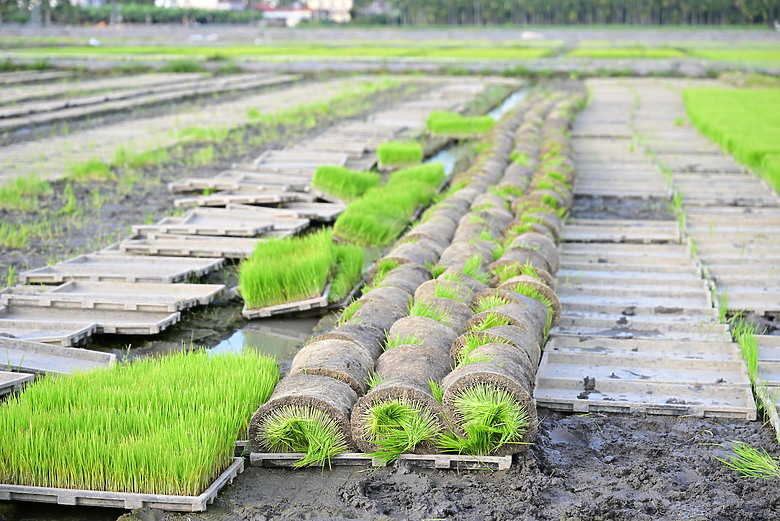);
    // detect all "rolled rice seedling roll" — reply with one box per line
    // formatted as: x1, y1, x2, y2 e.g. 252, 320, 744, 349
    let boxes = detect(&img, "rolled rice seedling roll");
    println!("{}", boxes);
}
438, 268, 488, 294
374, 263, 432, 296
351, 344, 449, 458
520, 210, 561, 241
290, 339, 375, 395
440, 353, 538, 456
413, 296, 472, 332
249, 373, 358, 467
401, 217, 458, 248
503, 220, 556, 242
361, 285, 414, 308
451, 326, 541, 368
489, 249, 552, 276
350, 299, 408, 333
449, 186, 482, 205
438, 242, 494, 269
488, 263, 555, 289
499, 275, 561, 328
387, 315, 458, 355
467, 302, 547, 346
472, 193, 511, 213
452, 222, 500, 244
526, 188, 571, 210
414, 278, 474, 304
470, 288, 550, 324
382, 240, 442, 269
313, 323, 385, 361
508, 232, 560, 273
